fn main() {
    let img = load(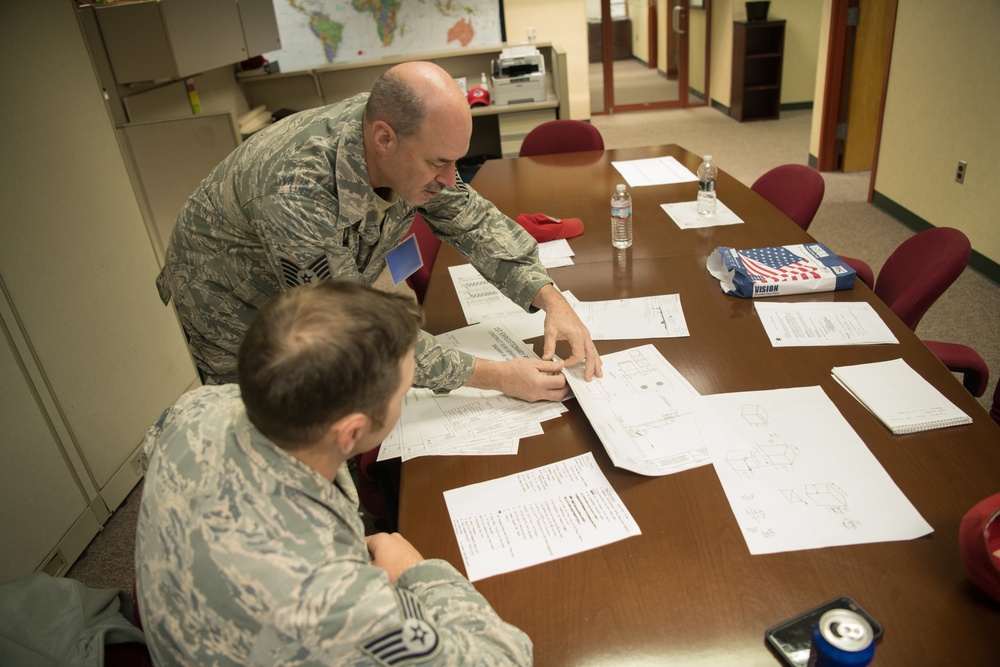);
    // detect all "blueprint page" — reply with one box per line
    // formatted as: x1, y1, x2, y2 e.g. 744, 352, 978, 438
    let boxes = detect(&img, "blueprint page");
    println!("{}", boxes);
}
564, 344, 723, 476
